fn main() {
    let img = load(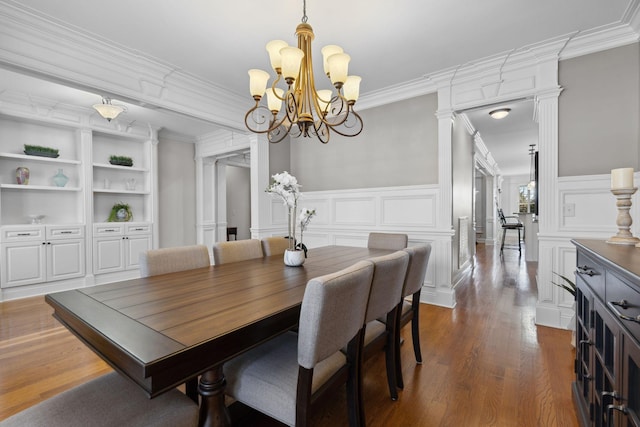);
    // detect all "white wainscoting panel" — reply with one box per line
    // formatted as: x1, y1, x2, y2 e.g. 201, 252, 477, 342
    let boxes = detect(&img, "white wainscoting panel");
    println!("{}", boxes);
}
558, 174, 639, 235
262, 184, 454, 308
334, 198, 377, 225
381, 194, 436, 227
536, 173, 640, 329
